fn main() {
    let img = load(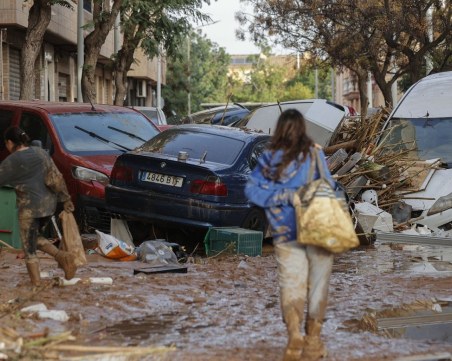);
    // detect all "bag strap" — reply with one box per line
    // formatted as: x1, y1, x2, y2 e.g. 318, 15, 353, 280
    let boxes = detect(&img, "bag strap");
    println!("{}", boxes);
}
314, 147, 328, 180
307, 147, 328, 182
307, 149, 317, 182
